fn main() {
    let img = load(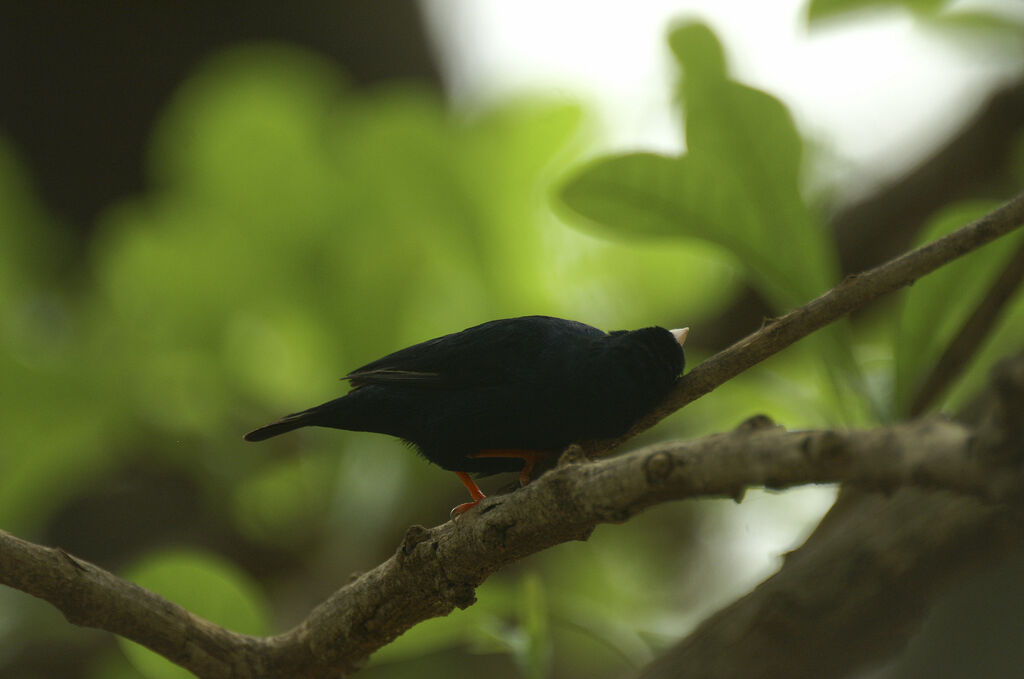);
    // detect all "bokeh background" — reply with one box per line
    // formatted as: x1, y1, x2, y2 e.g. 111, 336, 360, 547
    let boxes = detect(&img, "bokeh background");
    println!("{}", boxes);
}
2, 2, 1023, 678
